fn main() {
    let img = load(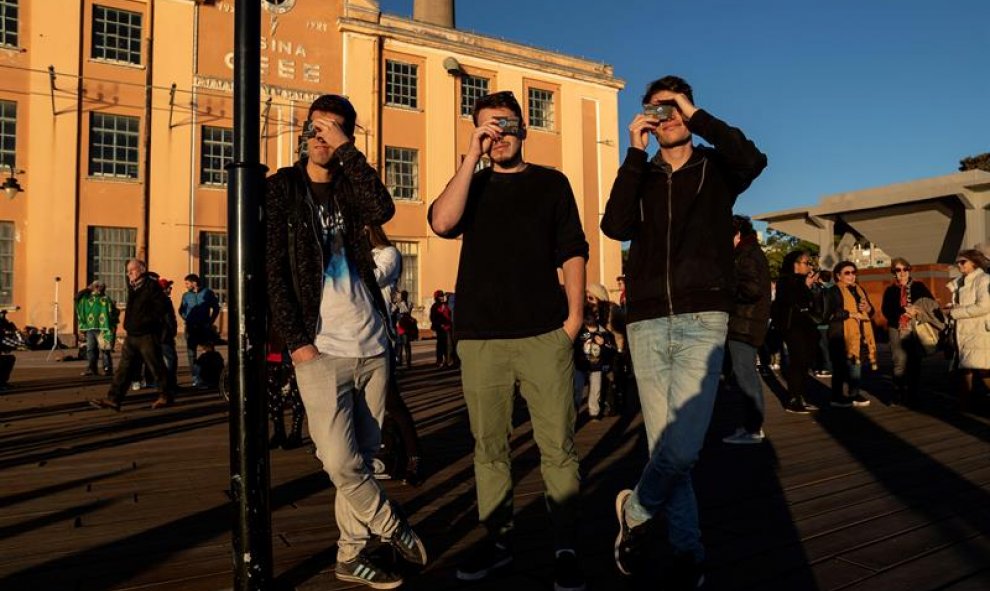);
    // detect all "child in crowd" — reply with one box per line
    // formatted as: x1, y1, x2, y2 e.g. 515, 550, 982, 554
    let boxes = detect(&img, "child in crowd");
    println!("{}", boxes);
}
574, 302, 617, 420
194, 342, 225, 389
